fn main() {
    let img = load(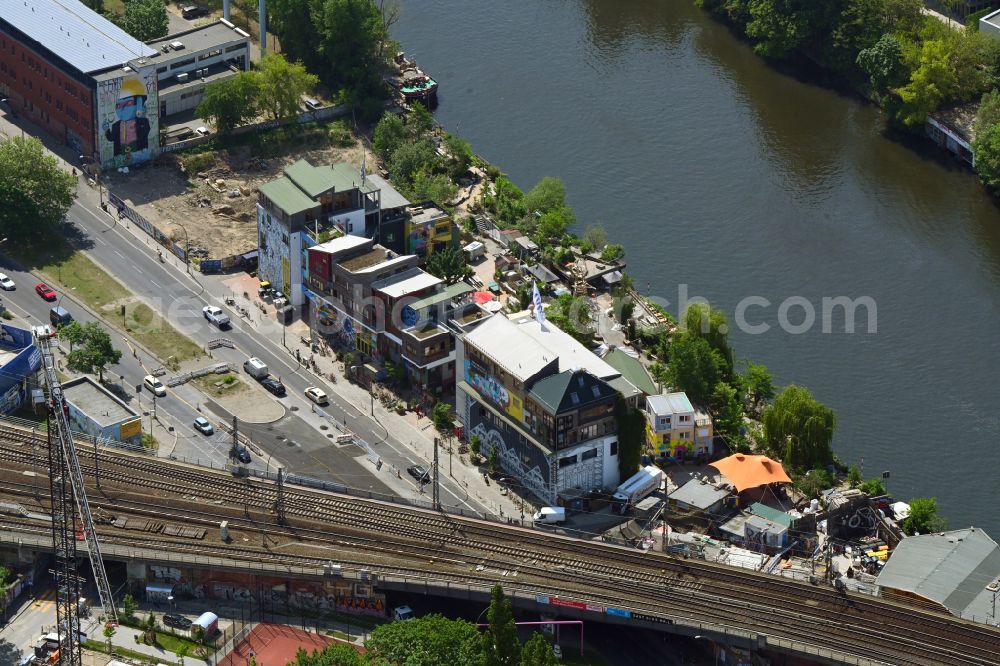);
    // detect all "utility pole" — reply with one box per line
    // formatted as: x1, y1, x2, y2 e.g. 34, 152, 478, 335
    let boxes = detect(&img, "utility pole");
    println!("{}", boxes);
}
232, 415, 238, 459
93, 436, 100, 490
150, 394, 156, 434
432, 437, 440, 510
276, 468, 285, 526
